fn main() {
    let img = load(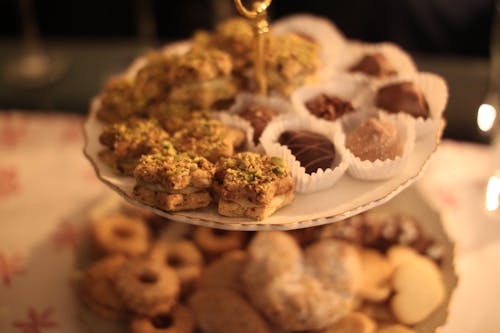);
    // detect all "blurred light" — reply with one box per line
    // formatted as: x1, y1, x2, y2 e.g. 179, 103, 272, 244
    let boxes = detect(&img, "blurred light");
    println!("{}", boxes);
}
486, 175, 500, 211
477, 103, 497, 132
